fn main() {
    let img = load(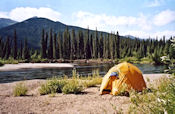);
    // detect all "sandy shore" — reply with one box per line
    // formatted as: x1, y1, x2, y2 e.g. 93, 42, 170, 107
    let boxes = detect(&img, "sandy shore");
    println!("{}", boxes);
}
0, 74, 169, 114
0, 63, 75, 71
